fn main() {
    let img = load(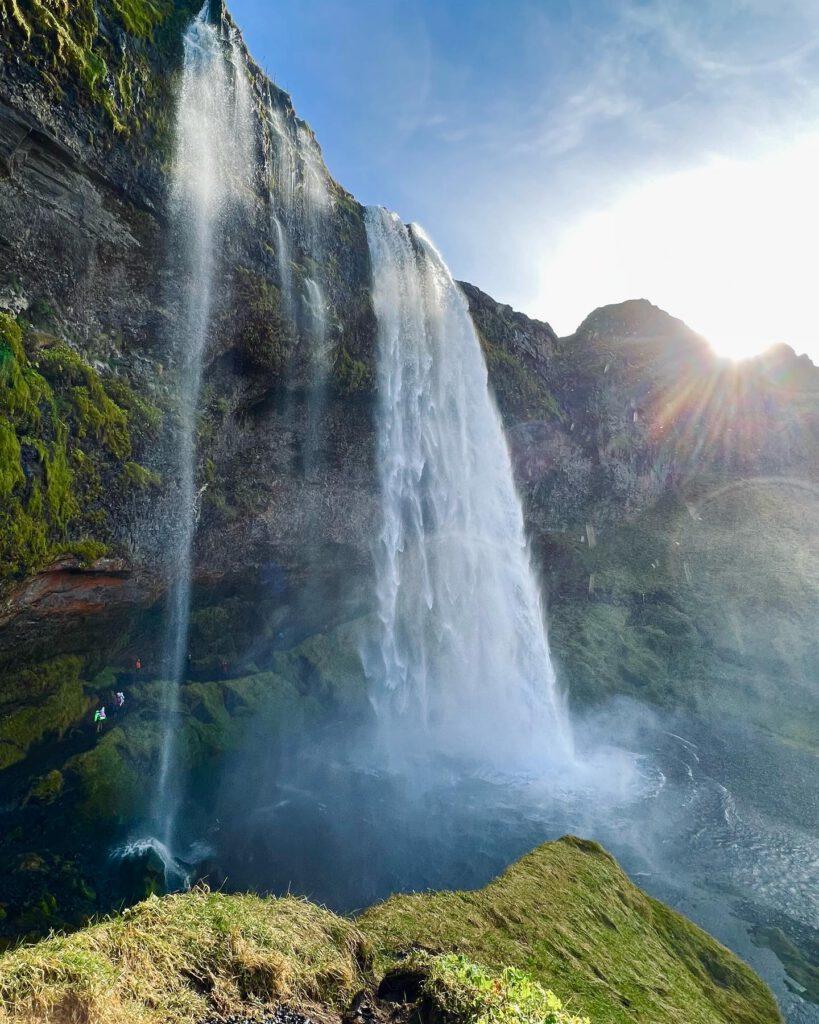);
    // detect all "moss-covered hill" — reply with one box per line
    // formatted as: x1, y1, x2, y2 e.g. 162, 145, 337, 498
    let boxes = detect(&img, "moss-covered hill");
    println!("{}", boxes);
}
0, 838, 781, 1024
